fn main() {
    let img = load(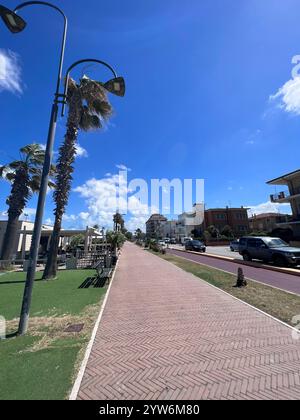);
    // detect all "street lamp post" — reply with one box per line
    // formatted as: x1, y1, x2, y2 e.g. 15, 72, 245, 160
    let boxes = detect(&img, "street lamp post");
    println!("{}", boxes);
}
0, 1, 68, 336
1, 4, 126, 336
